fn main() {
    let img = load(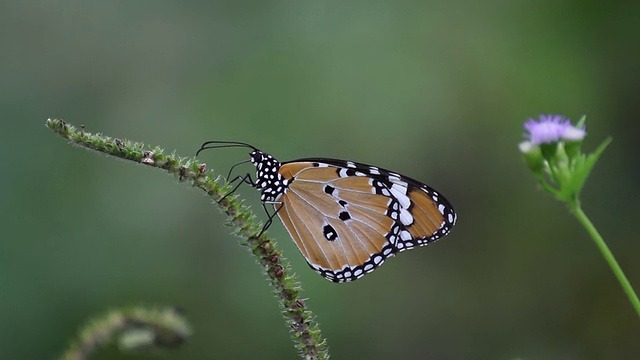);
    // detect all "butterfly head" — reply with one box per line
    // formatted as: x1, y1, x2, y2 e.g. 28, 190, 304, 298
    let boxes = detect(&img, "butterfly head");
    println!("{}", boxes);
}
249, 150, 290, 202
